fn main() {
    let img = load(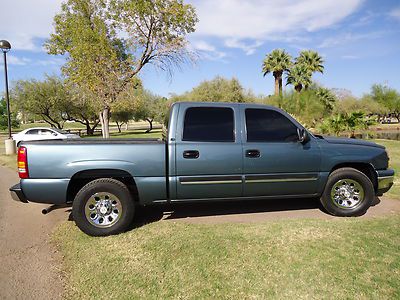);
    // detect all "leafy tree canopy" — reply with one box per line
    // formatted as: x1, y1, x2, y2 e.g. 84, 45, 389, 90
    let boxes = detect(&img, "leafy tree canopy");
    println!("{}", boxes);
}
11, 76, 101, 134
286, 64, 312, 92
369, 84, 400, 121
296, 50, 324, 74
45, 0, 198, 138
0, 98, 19, 130
171, 76, 250, 103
